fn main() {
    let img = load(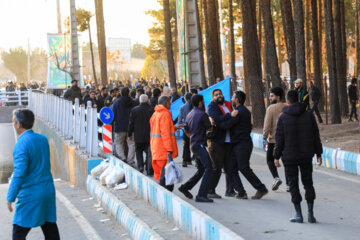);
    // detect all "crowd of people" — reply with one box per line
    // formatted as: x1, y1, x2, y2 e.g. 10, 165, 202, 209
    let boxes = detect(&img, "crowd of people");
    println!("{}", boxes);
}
61, 75, 358, 223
